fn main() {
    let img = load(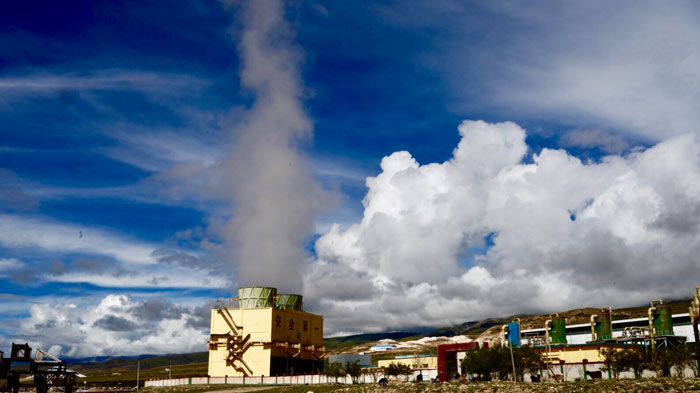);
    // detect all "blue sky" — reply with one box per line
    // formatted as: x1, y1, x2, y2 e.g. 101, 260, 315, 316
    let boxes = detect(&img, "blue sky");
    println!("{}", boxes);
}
2, 0, 700, 357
